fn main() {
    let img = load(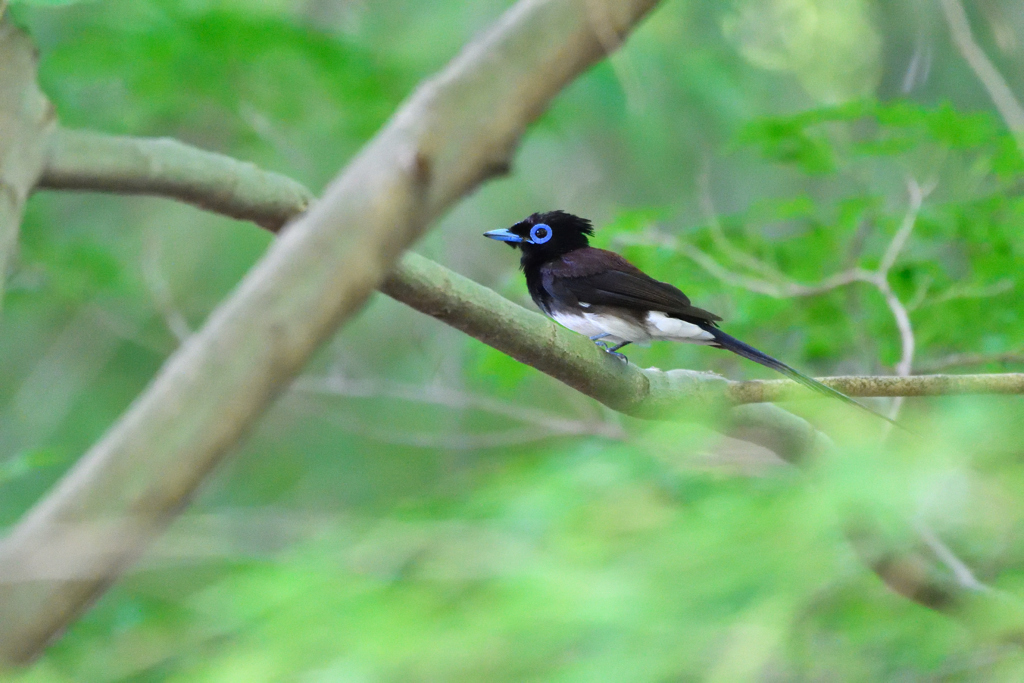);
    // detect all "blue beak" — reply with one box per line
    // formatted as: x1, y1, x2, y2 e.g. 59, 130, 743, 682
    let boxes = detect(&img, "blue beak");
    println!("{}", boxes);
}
484, 228, 524, 243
